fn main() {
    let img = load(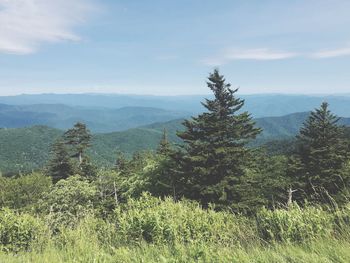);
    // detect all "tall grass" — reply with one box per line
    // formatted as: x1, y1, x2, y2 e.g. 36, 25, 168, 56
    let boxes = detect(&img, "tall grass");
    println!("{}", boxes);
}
1, 238, 350, 263
1, 195, 350, 262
